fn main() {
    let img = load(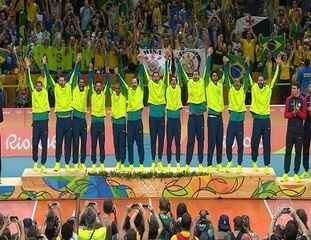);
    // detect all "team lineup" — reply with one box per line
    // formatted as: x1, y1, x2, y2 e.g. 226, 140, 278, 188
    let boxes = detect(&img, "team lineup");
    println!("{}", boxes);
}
24, 47, 311, 182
